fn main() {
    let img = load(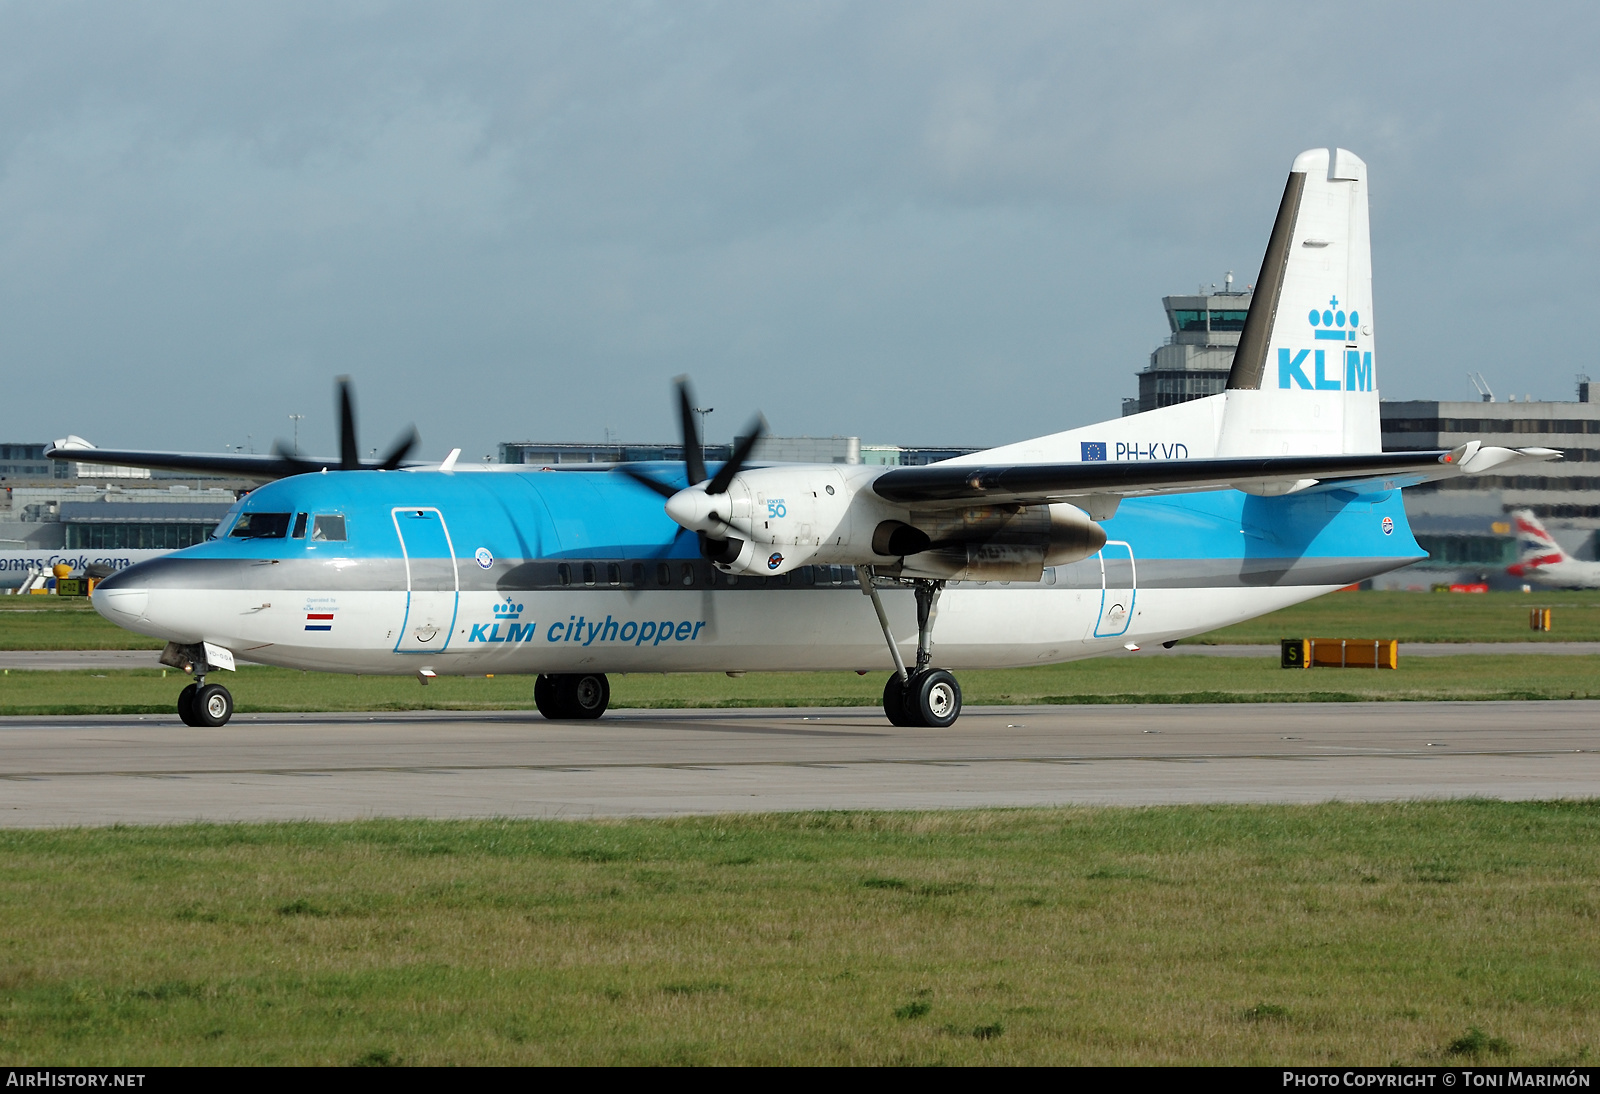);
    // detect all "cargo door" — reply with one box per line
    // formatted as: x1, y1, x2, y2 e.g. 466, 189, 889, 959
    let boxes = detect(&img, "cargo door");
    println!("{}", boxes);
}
1093, 541, 1137, 638
392, 507, 459, 653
